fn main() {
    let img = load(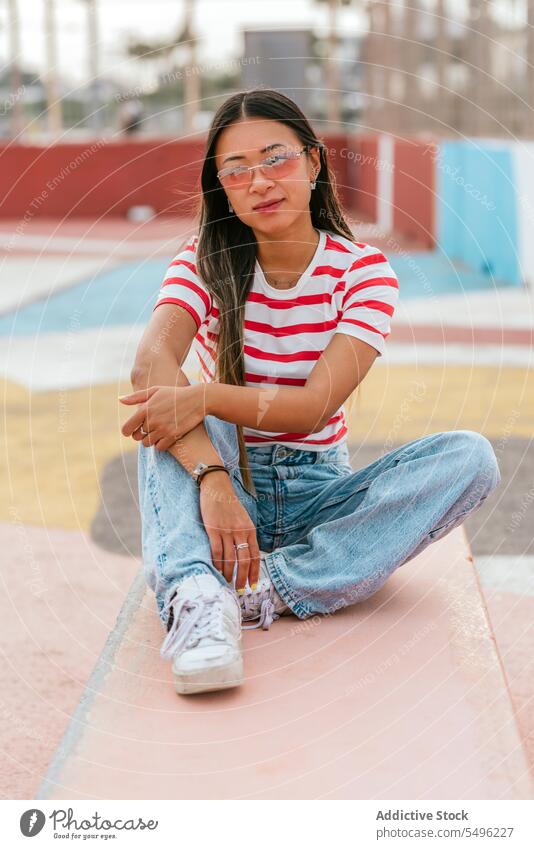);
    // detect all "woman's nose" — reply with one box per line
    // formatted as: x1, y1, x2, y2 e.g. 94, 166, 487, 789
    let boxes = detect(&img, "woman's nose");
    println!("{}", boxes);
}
249, 167, 275, 190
